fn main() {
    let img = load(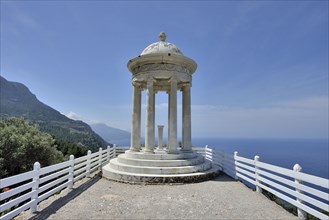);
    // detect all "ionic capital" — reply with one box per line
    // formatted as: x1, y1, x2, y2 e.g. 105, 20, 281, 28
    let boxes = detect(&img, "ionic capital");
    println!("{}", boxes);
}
146, 76, 157, 84
168, 76, 178, 83
132, 78, 143, 87
181, 82, 191, 91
